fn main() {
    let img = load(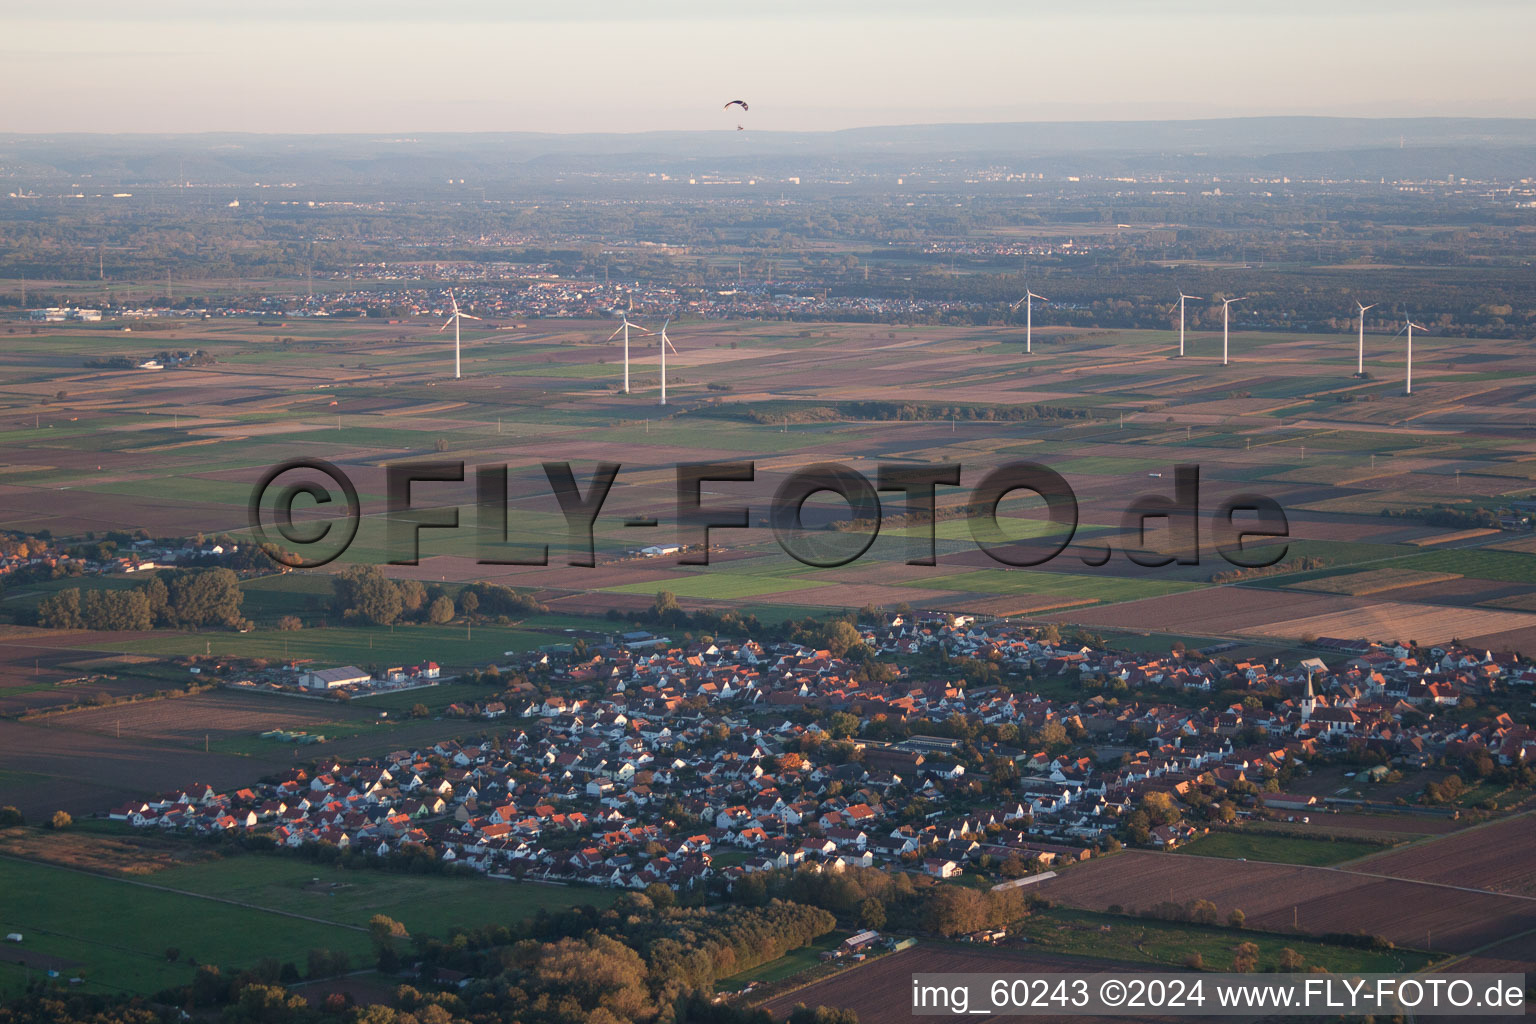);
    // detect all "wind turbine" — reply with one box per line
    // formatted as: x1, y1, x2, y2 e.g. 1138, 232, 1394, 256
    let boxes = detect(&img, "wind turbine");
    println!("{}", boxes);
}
1403, 315, 1428, 395
1010, 288, 1048, 354
439, 290, 480, 380
657, 318, 678, 406
1175, 292, 1202, 357
1354, 300, 1377, 376
606, 312, 651, 394
1220, 296, 1247, 366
